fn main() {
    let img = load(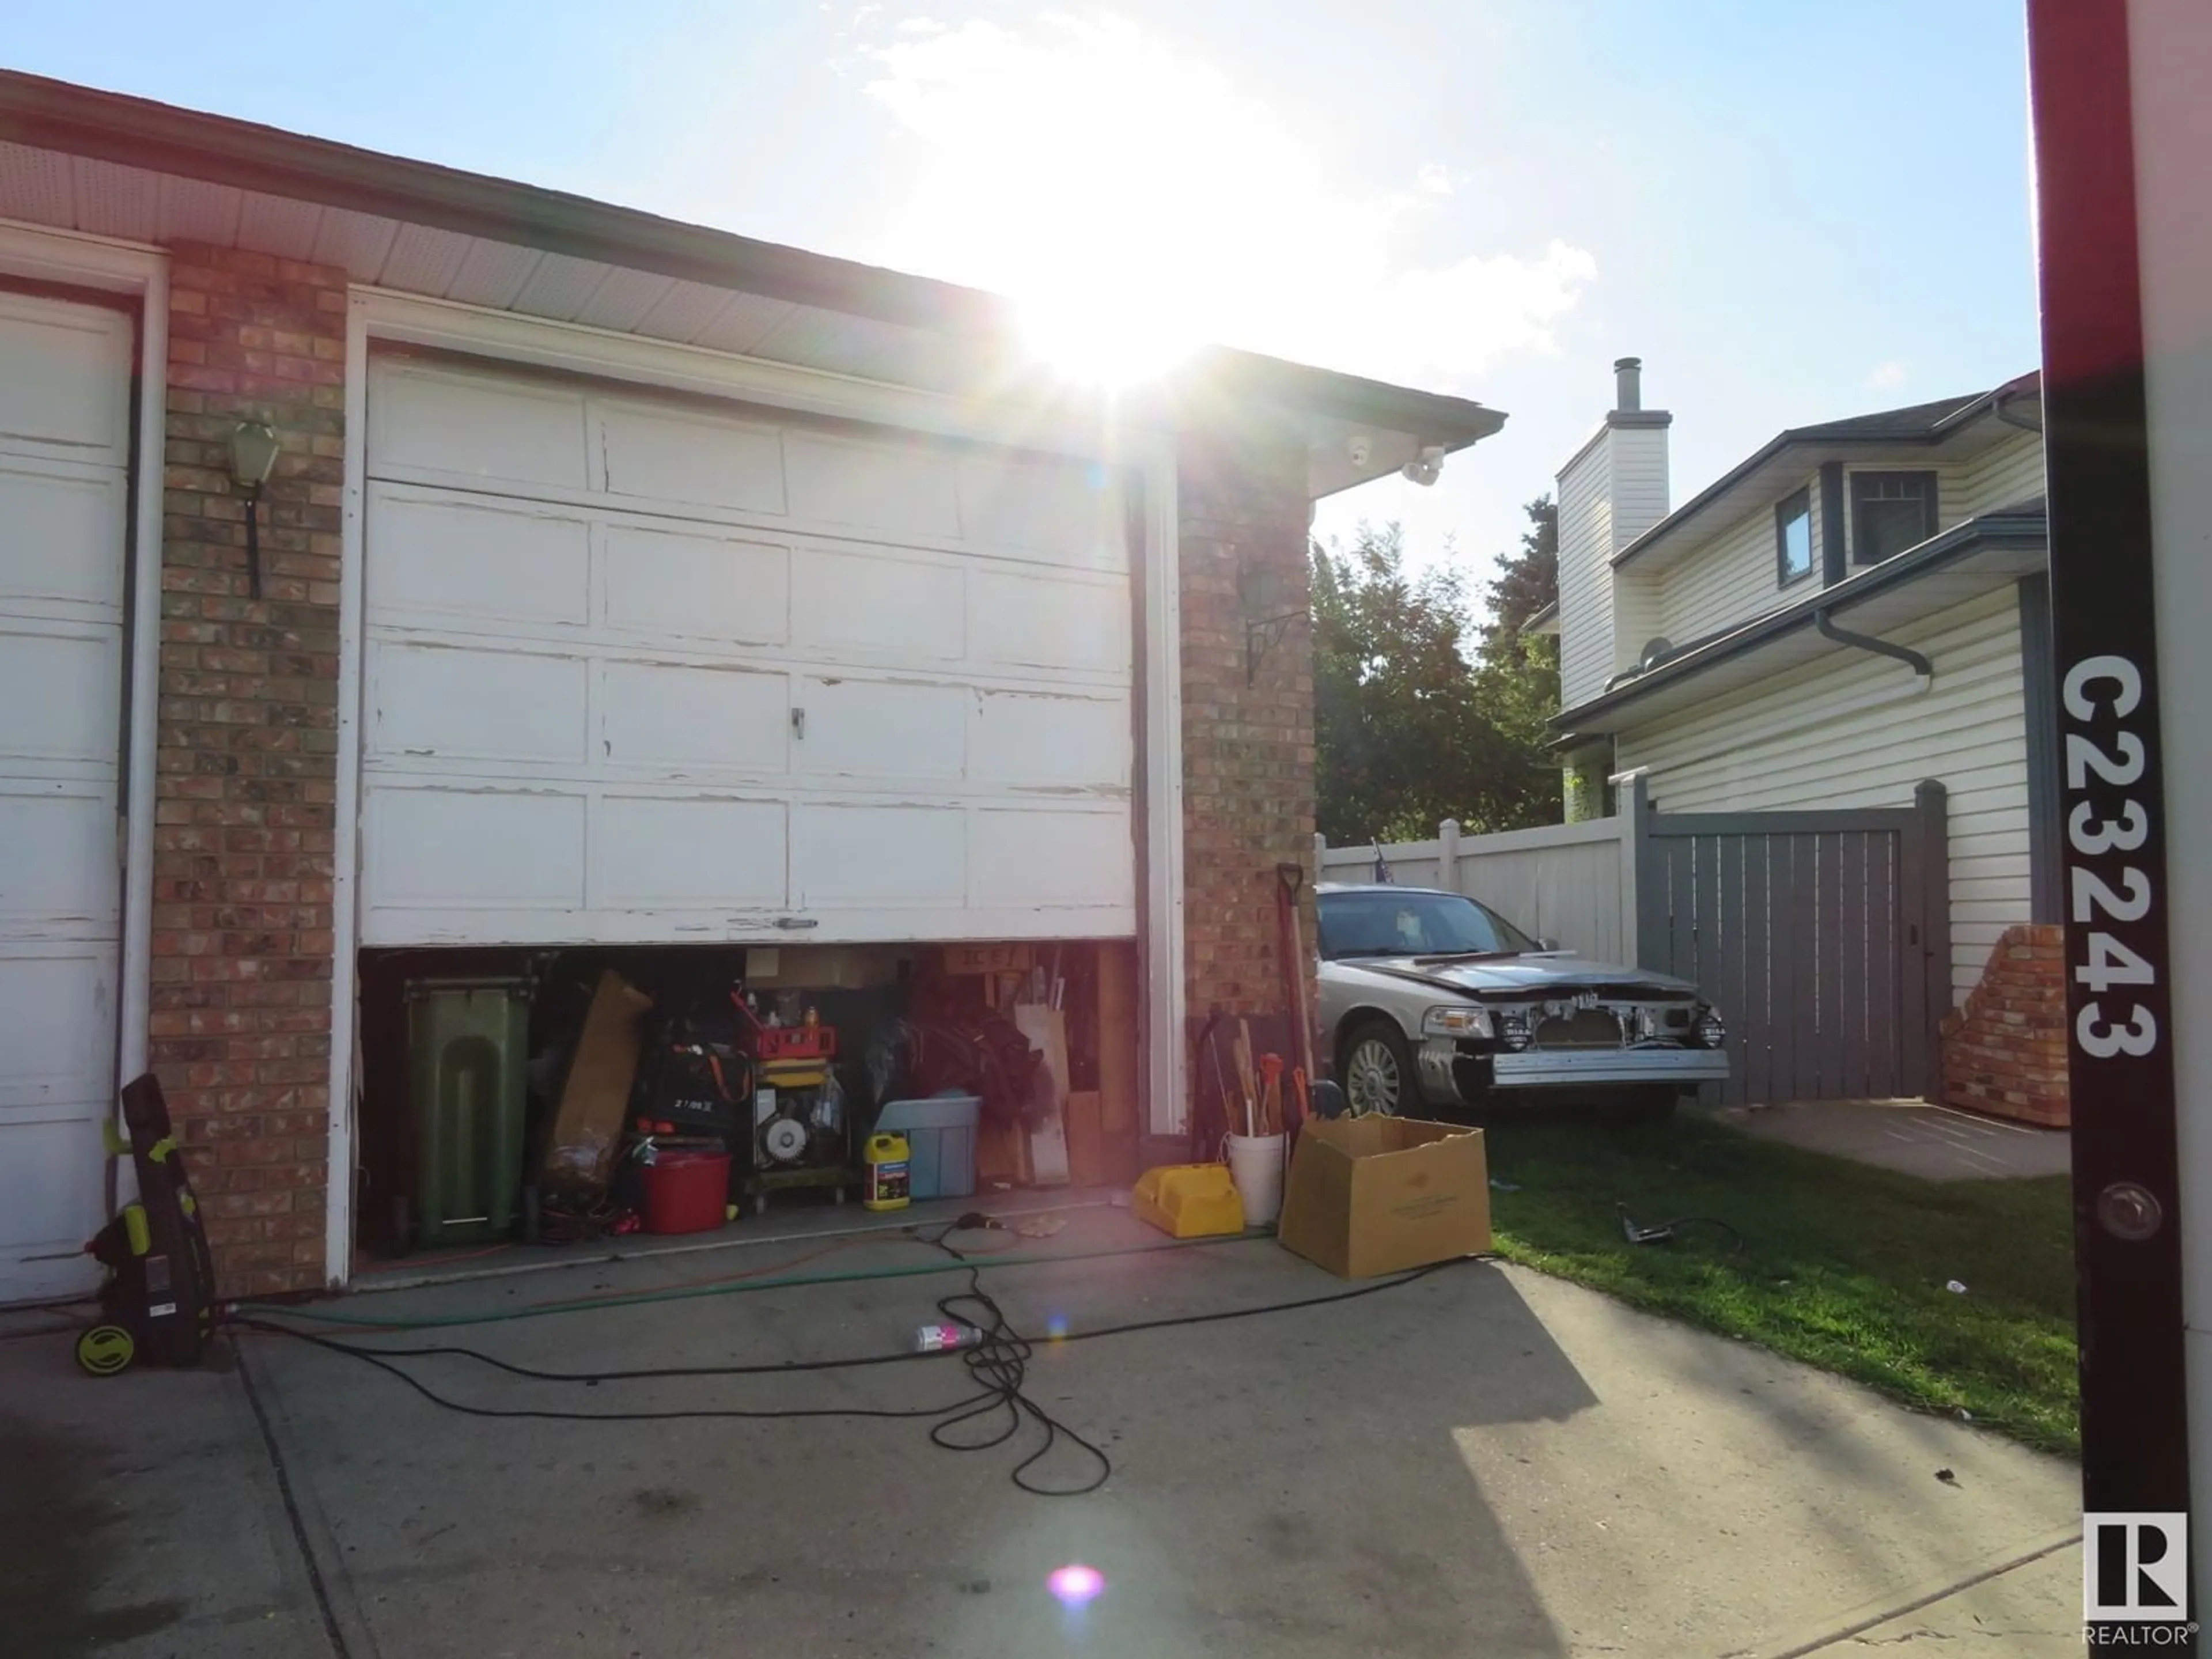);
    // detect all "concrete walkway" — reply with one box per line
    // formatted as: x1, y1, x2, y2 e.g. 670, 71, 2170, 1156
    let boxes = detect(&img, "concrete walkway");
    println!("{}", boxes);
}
2, 1211, 2085, 1657
1701, 1097, 2073, 1181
